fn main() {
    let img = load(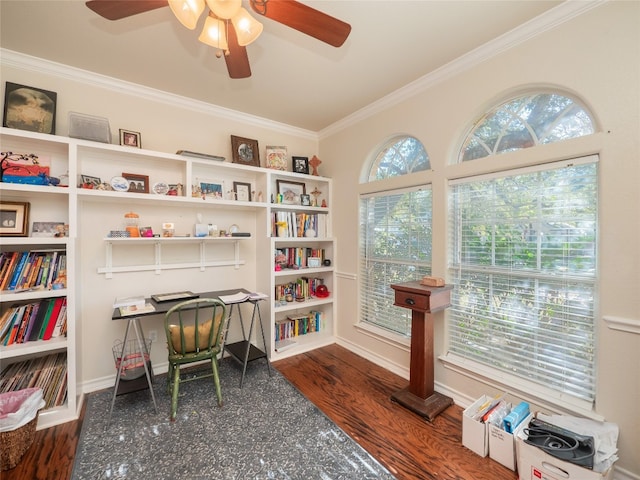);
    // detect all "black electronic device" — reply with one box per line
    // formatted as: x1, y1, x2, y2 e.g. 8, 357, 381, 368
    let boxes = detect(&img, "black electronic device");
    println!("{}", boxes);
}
523, 417, 595, 469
